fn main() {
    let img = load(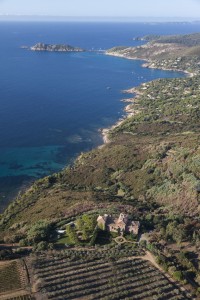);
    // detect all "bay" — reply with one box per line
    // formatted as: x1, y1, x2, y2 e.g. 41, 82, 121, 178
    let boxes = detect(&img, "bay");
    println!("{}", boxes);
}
1, 21, 200, 210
